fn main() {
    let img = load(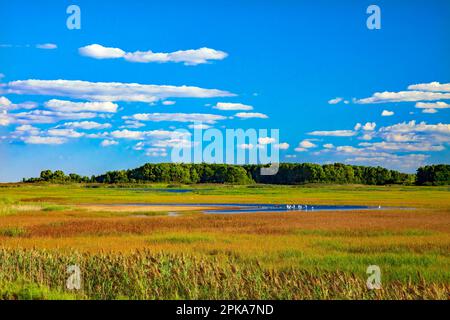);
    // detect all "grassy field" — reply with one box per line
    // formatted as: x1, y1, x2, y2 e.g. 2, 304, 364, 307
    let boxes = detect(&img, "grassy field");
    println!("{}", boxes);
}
0, 183, 449, 299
